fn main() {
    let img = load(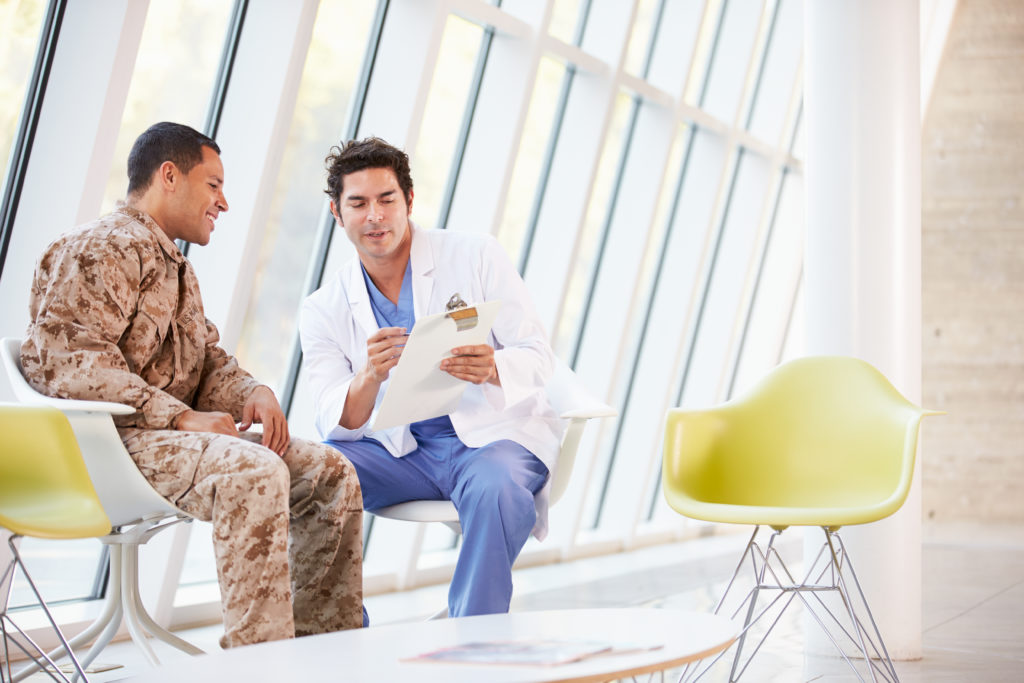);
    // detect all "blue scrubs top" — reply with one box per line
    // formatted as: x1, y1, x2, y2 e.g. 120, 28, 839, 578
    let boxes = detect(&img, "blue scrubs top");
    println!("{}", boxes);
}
361, 260, 454, 435
361, 260, 414, 332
